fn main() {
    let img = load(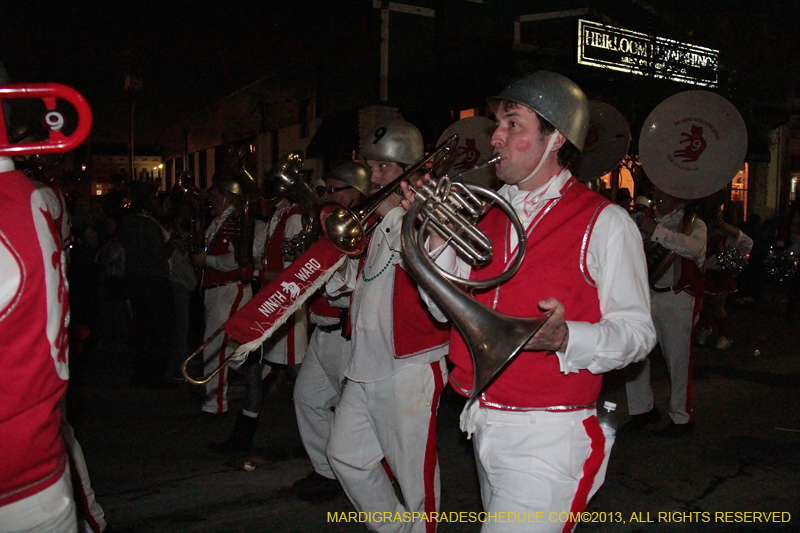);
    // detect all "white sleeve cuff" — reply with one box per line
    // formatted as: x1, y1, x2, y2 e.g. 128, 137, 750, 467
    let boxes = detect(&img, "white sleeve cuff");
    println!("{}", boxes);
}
555, 321, 596, 375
